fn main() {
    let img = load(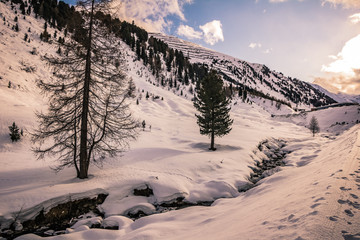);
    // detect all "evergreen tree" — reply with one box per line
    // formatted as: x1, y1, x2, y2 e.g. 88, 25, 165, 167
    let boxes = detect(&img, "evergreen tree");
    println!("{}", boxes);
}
142, 120, 146, 131
309, 116, 320, 137
194, 70, 233, 151
9, 122, 21, 142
